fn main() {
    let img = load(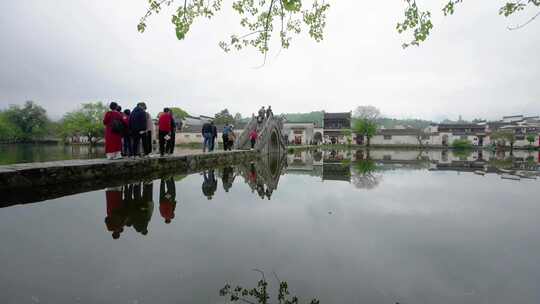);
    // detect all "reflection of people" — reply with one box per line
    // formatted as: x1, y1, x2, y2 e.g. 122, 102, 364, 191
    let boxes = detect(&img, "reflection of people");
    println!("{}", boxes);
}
128, 182, 154, 235
221, 166, 236, 192
202, 170, 218, 199
105, 186, 127, 239
159, 178, 176, 224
